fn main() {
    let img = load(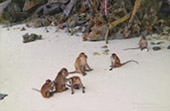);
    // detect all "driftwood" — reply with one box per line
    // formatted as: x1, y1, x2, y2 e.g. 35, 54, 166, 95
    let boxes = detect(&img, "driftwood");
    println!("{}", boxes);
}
105, 14, 130, 44
128, 0, 141, 28
63, 0, 78, 17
